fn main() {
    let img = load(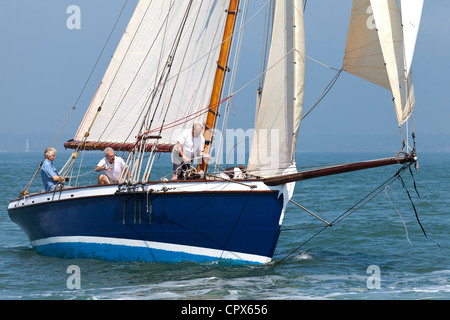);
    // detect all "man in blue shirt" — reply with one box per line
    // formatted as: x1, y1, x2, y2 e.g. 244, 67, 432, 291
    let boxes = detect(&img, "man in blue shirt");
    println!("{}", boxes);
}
41, 147, 65, 192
